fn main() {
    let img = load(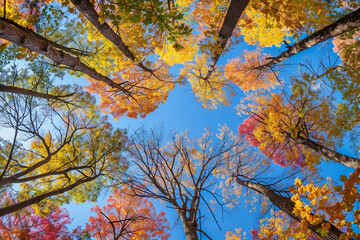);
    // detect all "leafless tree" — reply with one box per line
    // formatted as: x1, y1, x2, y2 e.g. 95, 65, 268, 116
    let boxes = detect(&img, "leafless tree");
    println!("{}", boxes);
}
123, 127, 251, 240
